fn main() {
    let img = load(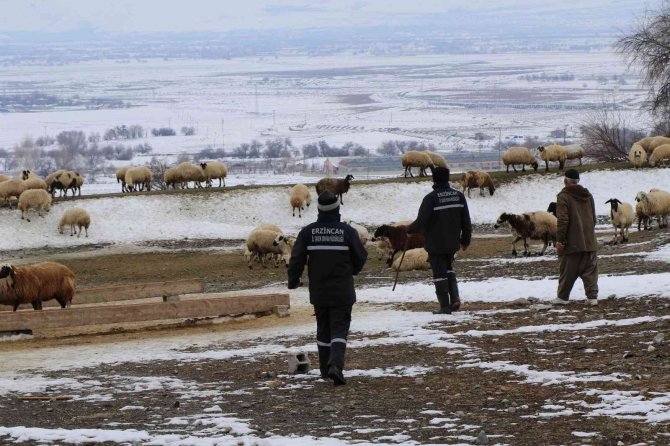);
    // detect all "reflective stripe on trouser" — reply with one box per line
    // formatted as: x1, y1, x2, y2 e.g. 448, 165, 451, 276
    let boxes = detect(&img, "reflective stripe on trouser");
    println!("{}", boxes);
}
428, 253, 457, 309
315, 305, 353, 371
558, 251, 599, 301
